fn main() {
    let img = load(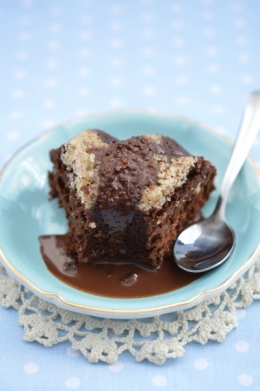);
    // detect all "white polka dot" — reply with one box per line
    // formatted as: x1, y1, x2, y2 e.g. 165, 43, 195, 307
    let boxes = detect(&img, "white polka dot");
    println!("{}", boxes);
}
202, 11, 214, 20
78, 68, 91, 78
207, 63, 220, 73
211, 105, 224, 115
110, 77, 123, 87
24, 362, 39, 374
238, 53, 251, 63
78, 30, 92, 41
110, 21, 124, 32
16, 50, 28, 61
205, 45, 218, 56
110, 5, 123, 15
108, 361, 124, 372
172, 37, 186, 47
78, 48, 92, 58
65, 377, 81, 389
78, 88, 90, 97
235, 36, 248, 46
47, 39, 61, 50
172, 20, 185, 30
194, 358, 209, 370
141, 28, 155, 40
200, 0, 213, 4
152, 375, 167, 387
45, 58, 59, 69
21, 0, 33, 7
203, 27, 216, 38
43, 99, 56, 109
109, 57, 123, 67
49, 22, 62, 33
232, 2, 244, 12
50, 5, 62, 15
67, 347, 81, 357
235, 341, 249, 353
209, 84, 222, 95
80, 14, 92, 24
171, 4, 183, 14
82, 0, 92, 6
143, 86, 156, 96
18, 32, 31, 42
109, 98, 124, 108
241, 74, 253, 84
13, 69, 26, 79
143, 66, 155, 76
110, 38, 124, 49
142, 47, 155, 57
238, 374, 253, 387
234, 17, 246, 28
174, 75, 188, 85
141, 13, 154, 23
20, 15, 32, 25
9, 110, 22, 119
236, 309, 247, 319
6, 131, 20, 141
11, 89, 24, 99
173, 55, 187, 66
44, 78, 58, 88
